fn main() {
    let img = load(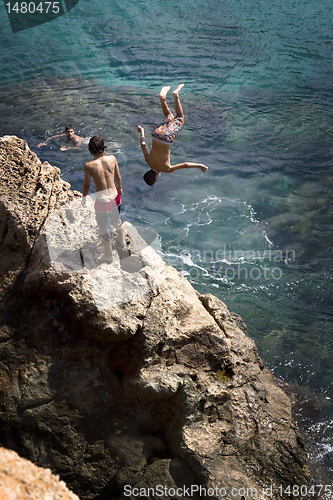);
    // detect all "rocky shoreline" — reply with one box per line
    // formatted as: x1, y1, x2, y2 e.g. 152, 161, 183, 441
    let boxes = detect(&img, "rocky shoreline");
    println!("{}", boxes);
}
0, 136, 309, 499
